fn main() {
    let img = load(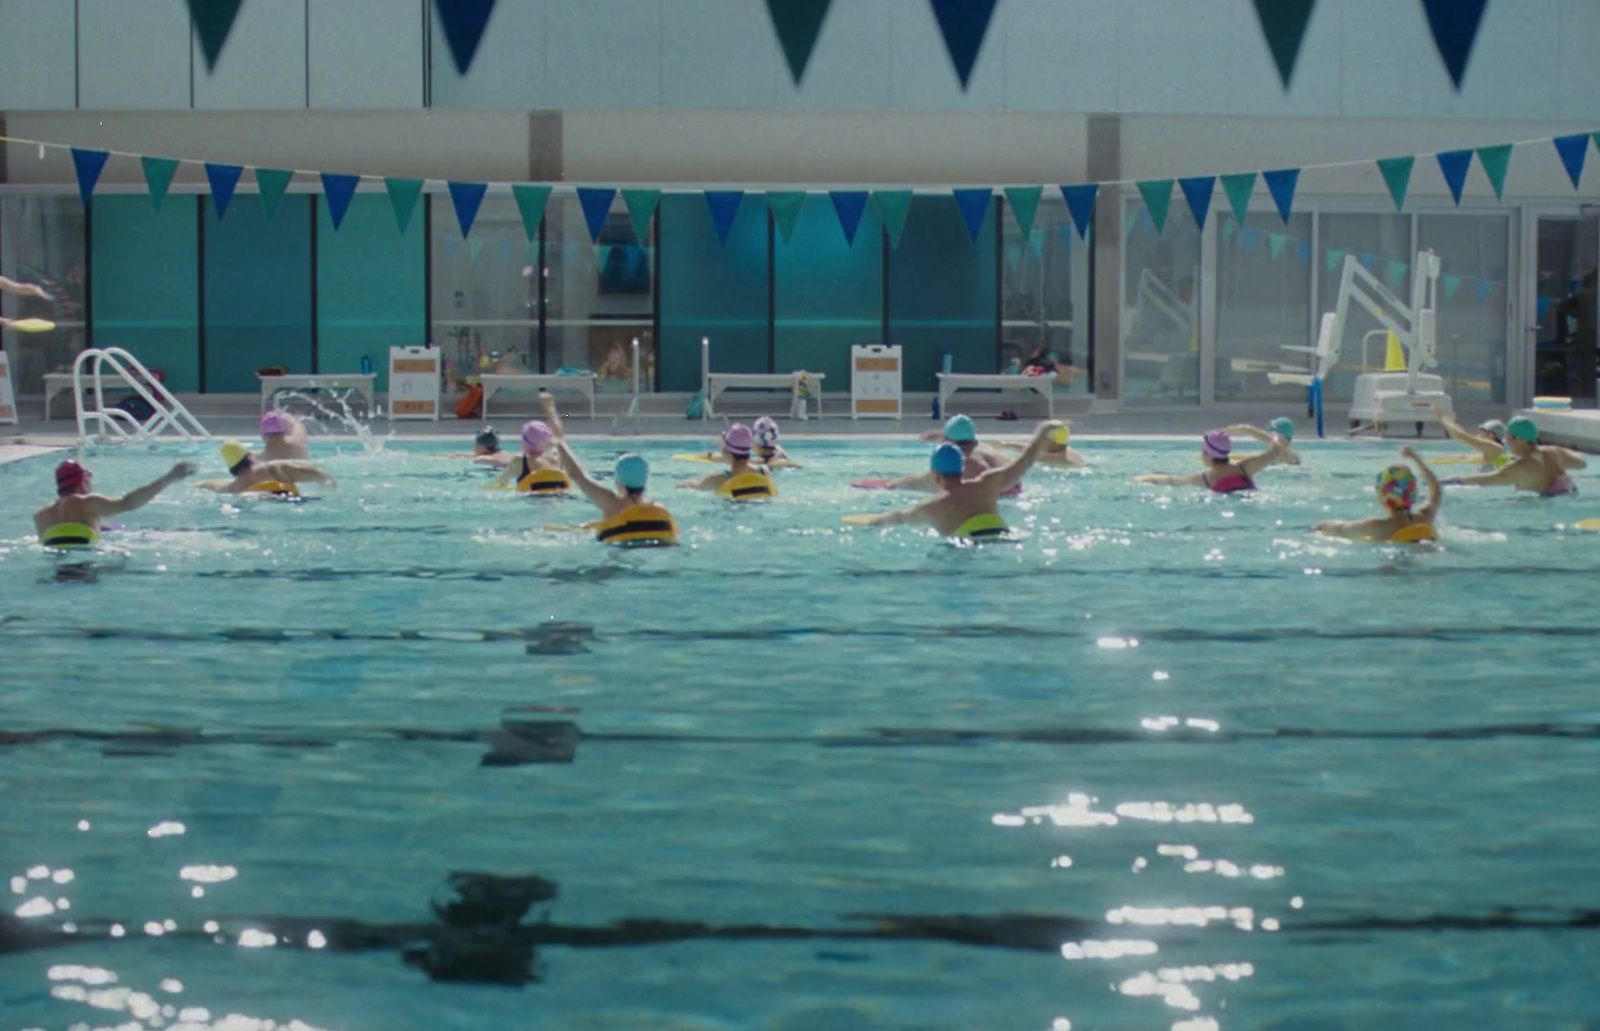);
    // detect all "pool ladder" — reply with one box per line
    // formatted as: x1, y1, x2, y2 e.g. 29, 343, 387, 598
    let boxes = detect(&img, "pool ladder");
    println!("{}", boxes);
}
73, 347, 211, 444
